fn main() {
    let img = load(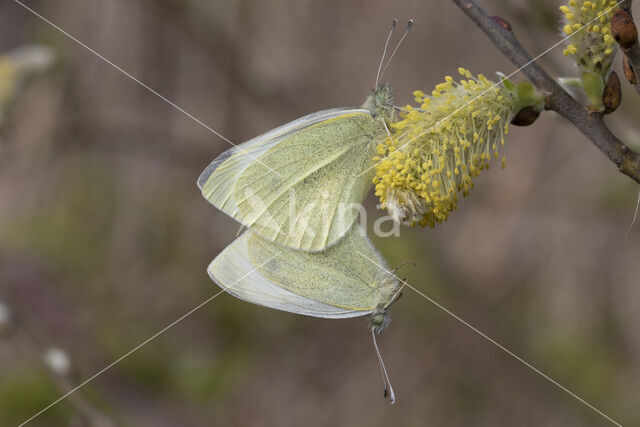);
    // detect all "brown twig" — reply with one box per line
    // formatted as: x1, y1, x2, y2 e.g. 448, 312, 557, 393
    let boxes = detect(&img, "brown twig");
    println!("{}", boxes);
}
451, 0, 640, 184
